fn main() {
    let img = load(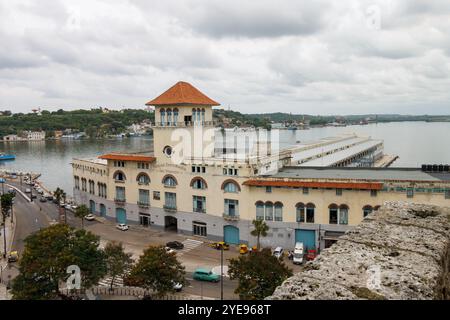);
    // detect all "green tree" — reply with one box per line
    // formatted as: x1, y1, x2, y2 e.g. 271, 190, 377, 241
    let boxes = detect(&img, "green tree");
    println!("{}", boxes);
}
1, 193, 14, 215
228, 248, 293, 300
11, 224, 106, 300
250, 219, 269, 250
53, 187, 67, 223
125, 246, 186, 297
104, 241, 133, 290
74, 204, 89, 229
